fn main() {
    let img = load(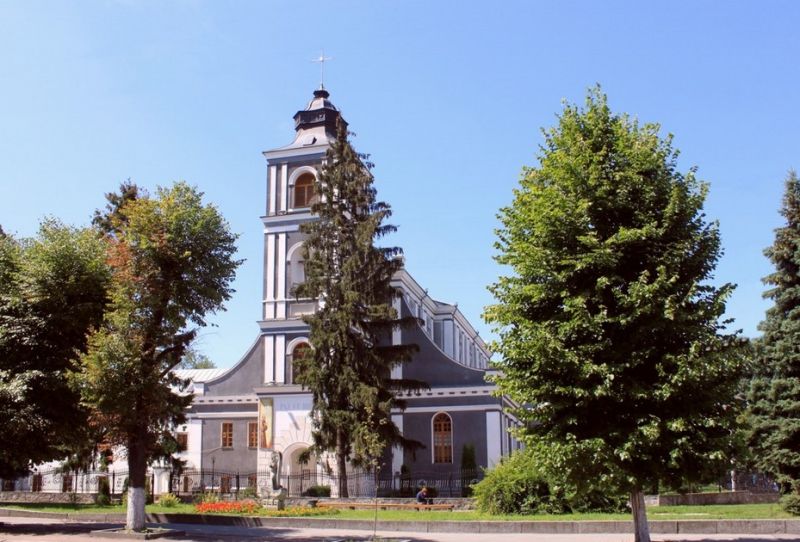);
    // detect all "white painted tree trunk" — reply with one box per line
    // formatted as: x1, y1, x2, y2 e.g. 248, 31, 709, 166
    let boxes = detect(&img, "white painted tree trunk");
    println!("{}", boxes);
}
126, 486, 146, 531
630, 489, 651, 542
